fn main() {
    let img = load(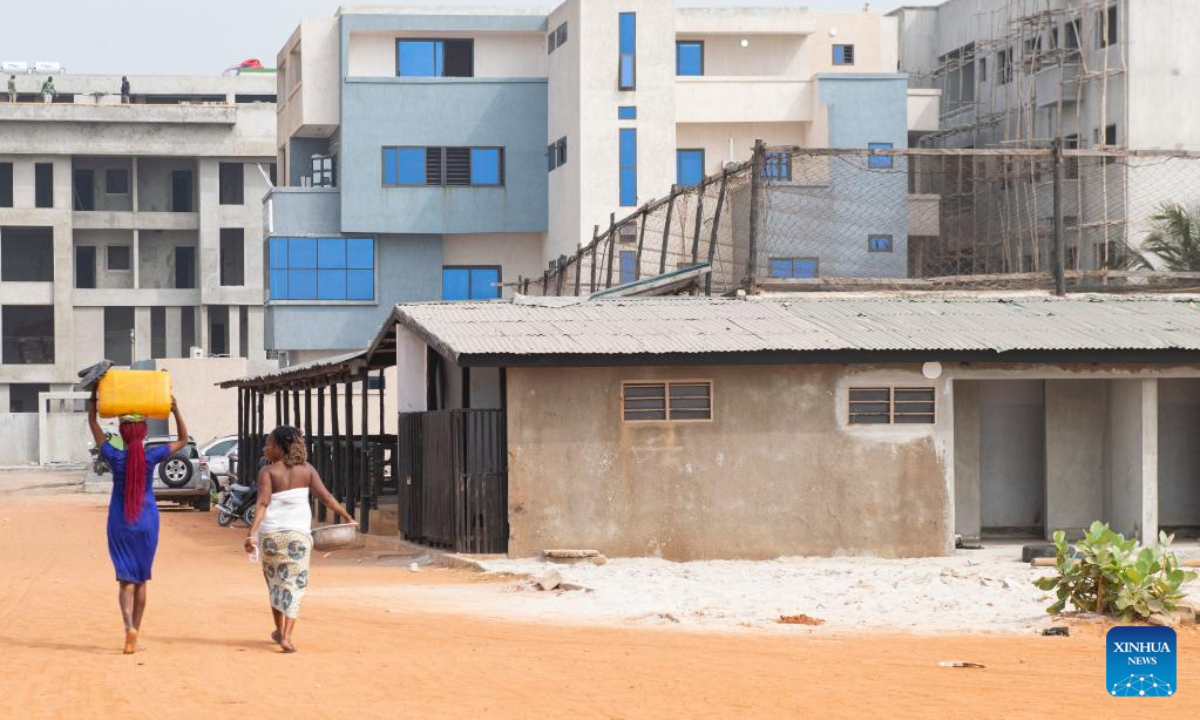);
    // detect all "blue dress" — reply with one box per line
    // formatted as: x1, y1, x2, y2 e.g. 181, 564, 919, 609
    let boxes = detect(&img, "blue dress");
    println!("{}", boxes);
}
104, 443, 171, 583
